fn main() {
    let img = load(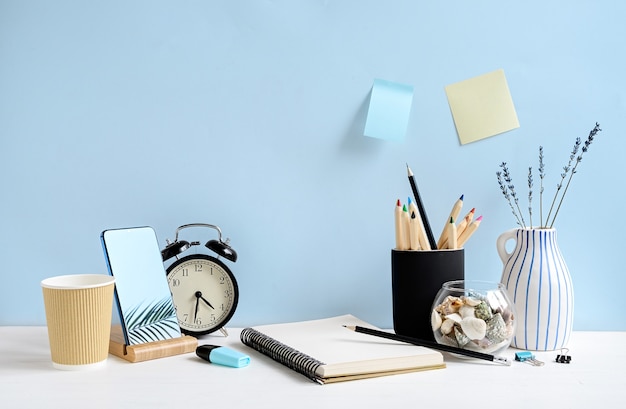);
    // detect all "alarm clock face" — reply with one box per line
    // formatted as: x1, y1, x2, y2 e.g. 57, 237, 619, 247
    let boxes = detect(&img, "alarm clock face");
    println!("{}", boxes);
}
166, 254, 238, 335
